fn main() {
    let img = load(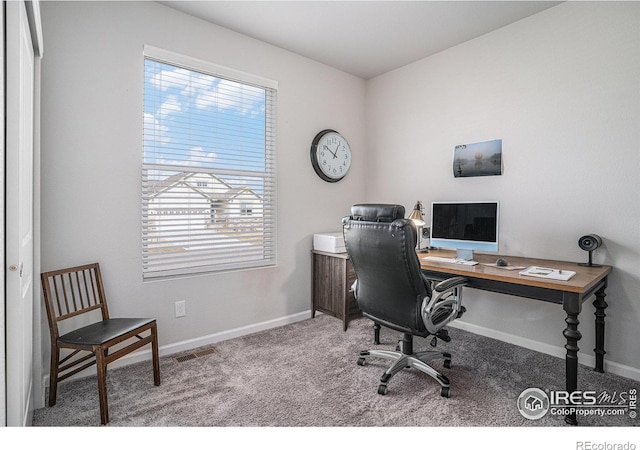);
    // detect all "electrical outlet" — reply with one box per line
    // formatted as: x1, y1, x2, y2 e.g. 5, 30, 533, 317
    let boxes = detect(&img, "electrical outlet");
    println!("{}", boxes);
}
175, 300, 186, 318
